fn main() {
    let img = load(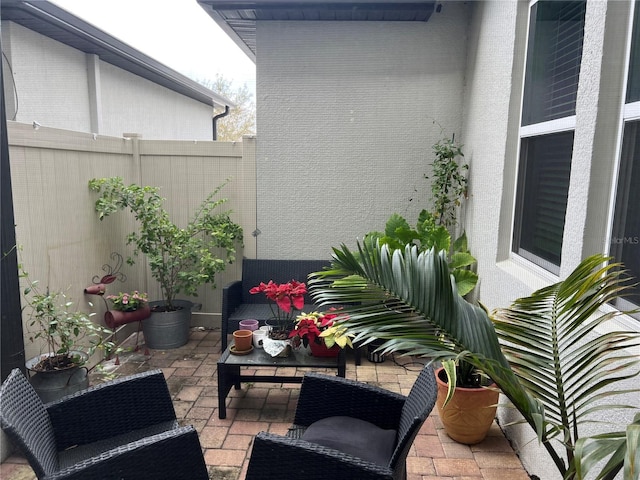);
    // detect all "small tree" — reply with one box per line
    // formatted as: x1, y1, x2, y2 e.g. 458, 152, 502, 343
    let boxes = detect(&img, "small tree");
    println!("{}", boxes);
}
200, 74, 256, 141
89, 177, 243, 310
